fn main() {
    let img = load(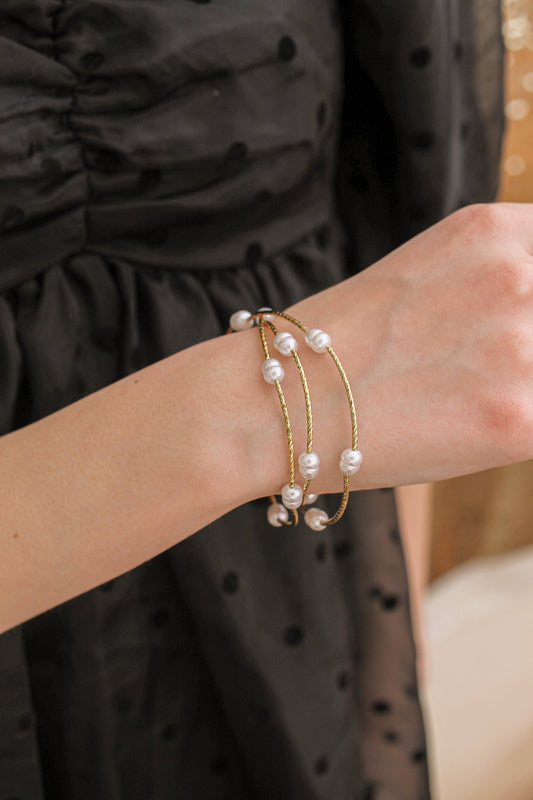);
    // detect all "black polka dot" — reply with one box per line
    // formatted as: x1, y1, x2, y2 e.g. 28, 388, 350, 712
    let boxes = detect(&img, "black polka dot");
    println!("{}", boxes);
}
1, 205, 24, 231
41, 157, 61, 175
314, 755, 329, 775
226, 141, 248, 161
336, 670, 350, 690
54, 650, 70, 669
409, 46, 432, 68
210, 68, 231, 80
145, 227, 169, 246
79, 51, 104, 71
409, 132, 435, 150
334, 540, 353, 559
362, 782, 377, 800
317, 101, 327, 128
389, 526, 401, 544
253, 189, 273, 206
278, 35, 297, 61
411, 748, 427, 763
404, 684, 418, 700
245, 241, 263, 268
315, 541, 328, 562
99, 580, 114, 592
138, 168, 161, 190
55, 86, 72, 99
161, 723, 178, 740
315, 223, 331, 249
91, 149, 122, 171
381, 594, 400, 611
91, 327, 119, 353
371, 699, 391, 714
460, 121, 470, 140
18, 713, 32, 733
383, 730, 400, 743
283, 625, 304, 646
367, 585, 381, 600
151, 608, 170, 628
453, 41, 463, 60
211, 756, 230, 774
222, 572, 239, 594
